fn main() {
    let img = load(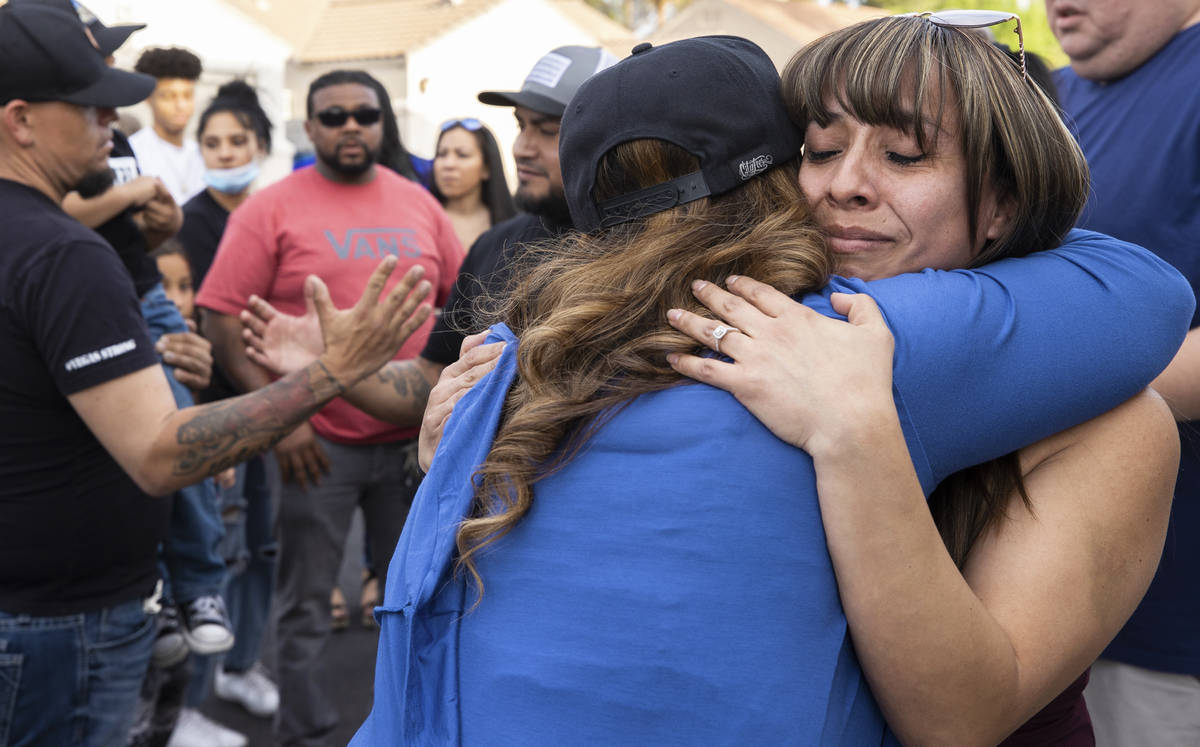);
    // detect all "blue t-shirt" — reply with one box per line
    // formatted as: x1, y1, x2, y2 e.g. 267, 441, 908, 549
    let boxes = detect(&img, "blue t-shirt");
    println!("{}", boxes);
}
352, 230, 1193, 745
1056, 23, 1200, 675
